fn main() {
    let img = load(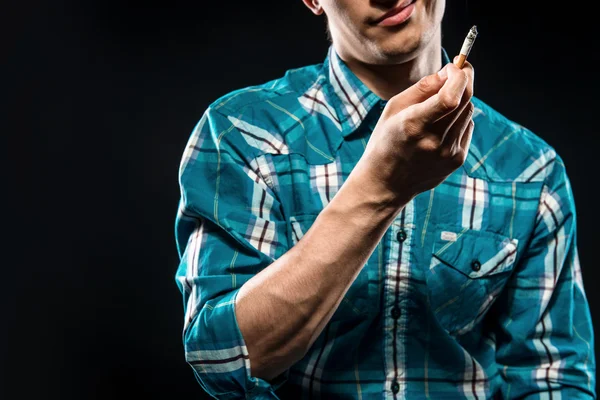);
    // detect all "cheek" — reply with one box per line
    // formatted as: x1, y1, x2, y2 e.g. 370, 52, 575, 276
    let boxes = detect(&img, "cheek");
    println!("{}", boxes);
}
412, 0, 444, 33
427, 0, 445, 24
336, 9, 370, 42
329, 0, 362, 22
